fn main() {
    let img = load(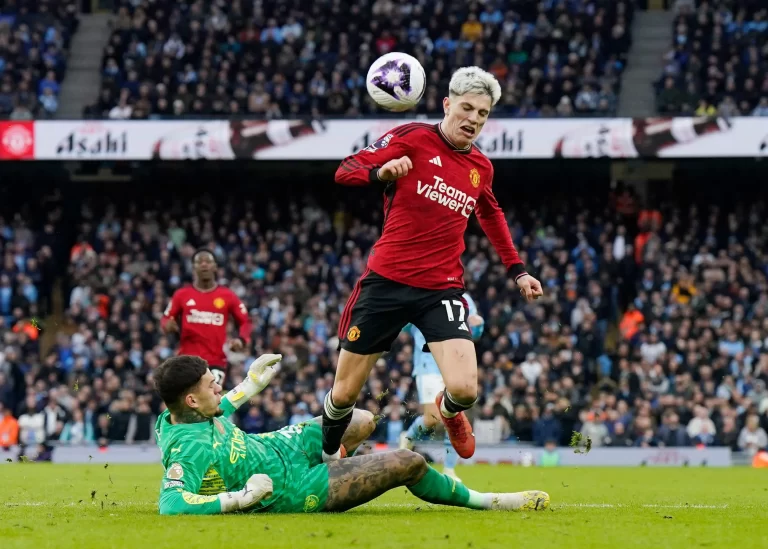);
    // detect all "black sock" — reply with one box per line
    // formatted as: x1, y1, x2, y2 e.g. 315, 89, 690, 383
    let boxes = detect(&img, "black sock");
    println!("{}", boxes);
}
322, 392, 354, 455
443, 391, 476, 414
